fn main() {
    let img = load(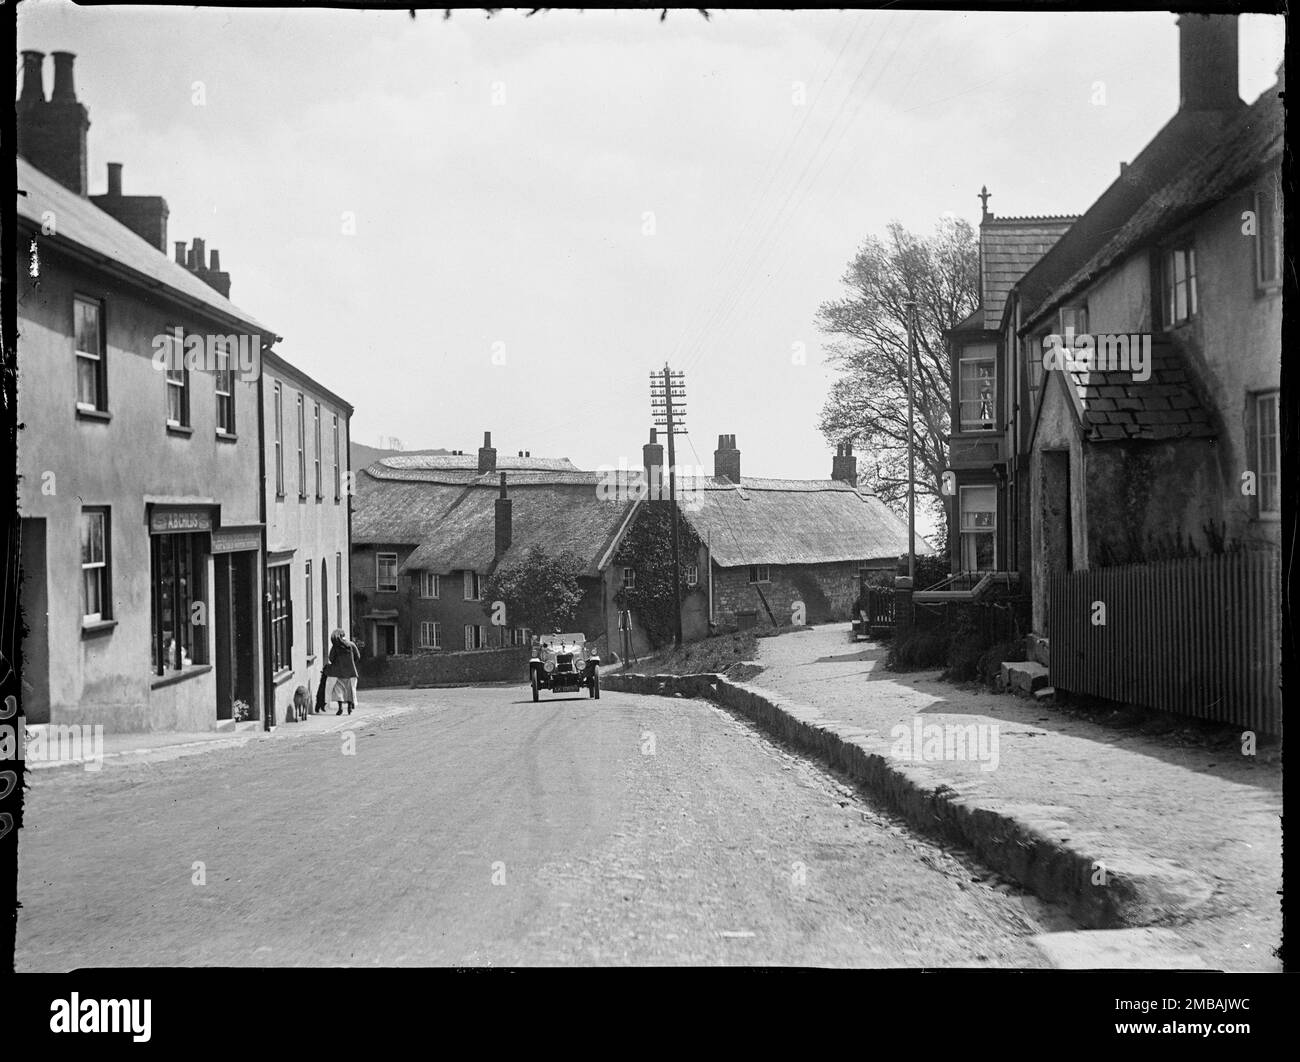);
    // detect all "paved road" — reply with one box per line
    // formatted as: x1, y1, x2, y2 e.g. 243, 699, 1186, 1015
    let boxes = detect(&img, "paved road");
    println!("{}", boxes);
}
17, 686, 1062, 968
